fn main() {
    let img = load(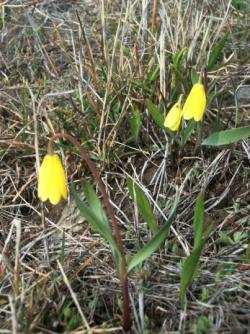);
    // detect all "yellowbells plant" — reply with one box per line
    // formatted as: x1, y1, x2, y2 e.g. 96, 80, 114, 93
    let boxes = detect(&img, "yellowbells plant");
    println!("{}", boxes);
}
164, 96, 183, 132
38, 154, 67, 205
37, 131, 183, 331
37, 133, 131, 330
183, 82, 206, 122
